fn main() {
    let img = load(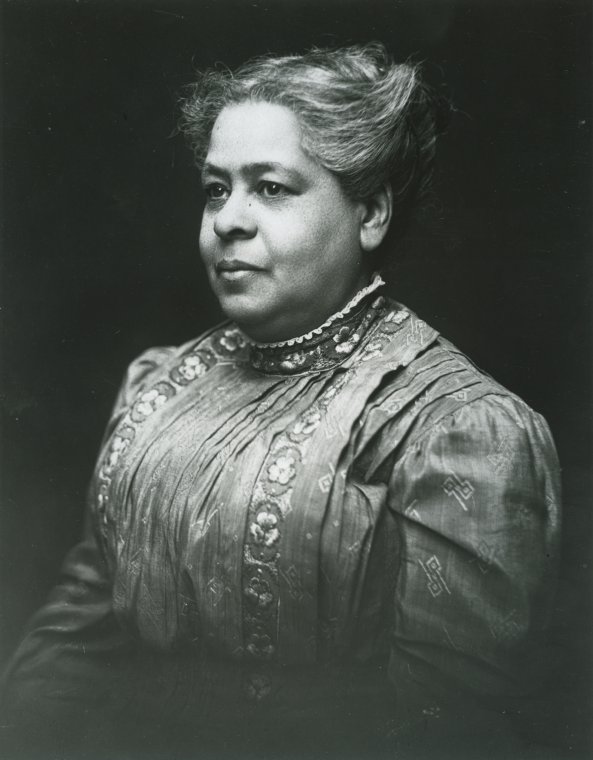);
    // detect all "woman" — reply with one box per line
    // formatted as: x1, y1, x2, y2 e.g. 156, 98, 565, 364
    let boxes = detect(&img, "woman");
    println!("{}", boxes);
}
3, 43, 560, 758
